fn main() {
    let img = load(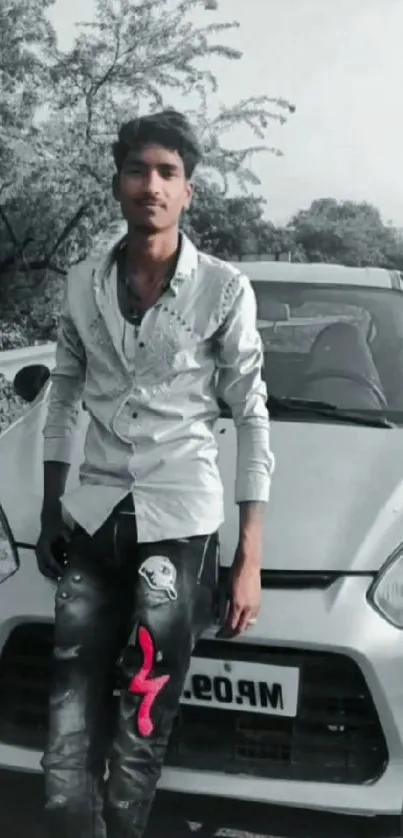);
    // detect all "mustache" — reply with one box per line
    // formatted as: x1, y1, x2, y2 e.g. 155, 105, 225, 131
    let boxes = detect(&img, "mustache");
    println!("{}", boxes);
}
136, 197, 165, 208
